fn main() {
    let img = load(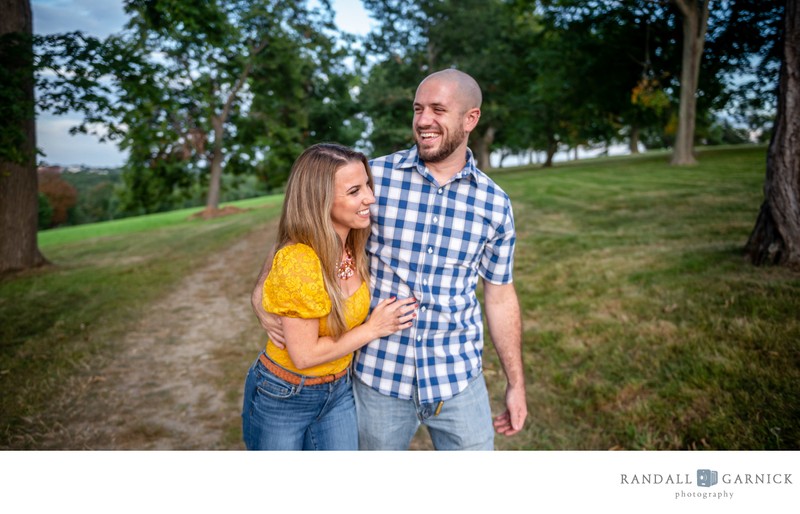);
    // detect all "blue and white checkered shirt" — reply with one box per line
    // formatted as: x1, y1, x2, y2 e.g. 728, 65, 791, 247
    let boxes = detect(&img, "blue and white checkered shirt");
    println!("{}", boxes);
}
354, 145, 516, 406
